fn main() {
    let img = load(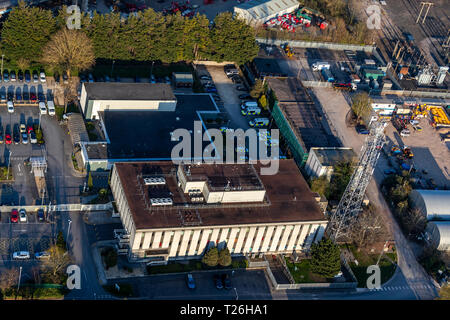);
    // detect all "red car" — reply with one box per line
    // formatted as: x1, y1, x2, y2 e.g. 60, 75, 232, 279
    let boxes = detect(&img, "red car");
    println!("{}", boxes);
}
5, 133, 12, 144
11, 209, 18, 223
27, 126, 34, 134
30, 92, 37, 103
